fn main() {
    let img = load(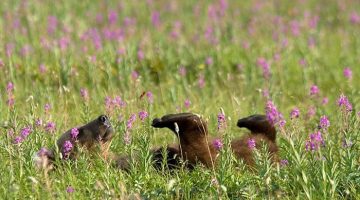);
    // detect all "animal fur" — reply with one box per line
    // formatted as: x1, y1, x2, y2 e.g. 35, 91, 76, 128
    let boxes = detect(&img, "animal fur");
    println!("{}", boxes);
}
151, 113, 278, 168
34, 115, 114, 169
